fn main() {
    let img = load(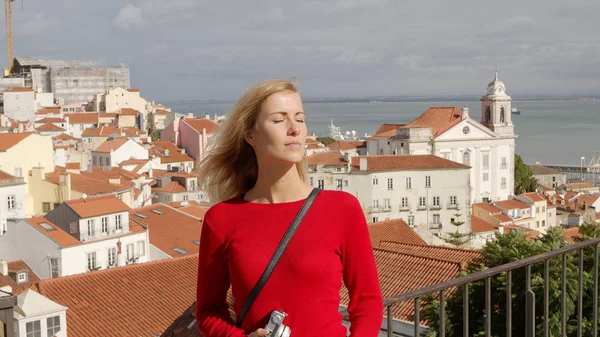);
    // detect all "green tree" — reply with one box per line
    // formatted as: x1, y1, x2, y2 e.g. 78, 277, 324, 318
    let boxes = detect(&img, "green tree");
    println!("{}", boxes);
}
444, 207, 470, 247
147, 125, 161, 142
423, 225, 600, 337
514, 154, 537, 195
316, 136, 336, 145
